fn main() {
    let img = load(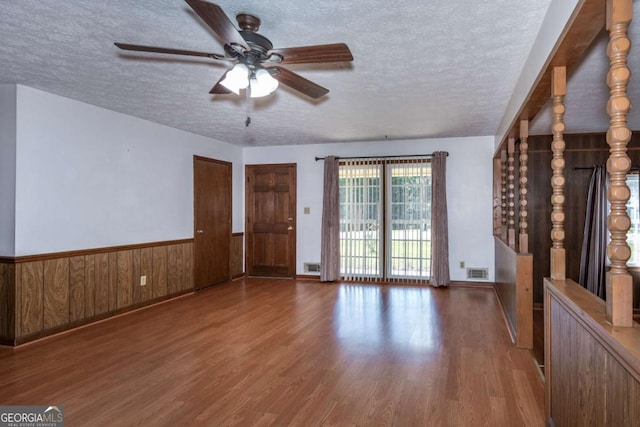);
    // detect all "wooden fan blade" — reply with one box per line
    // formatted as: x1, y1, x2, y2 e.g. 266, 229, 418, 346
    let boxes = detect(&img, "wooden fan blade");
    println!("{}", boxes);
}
185, 0, 249, 51
114, 43, 226, 59
268, 43, 353, 65
209, 70, 232, 94
270, 67, 329, 99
